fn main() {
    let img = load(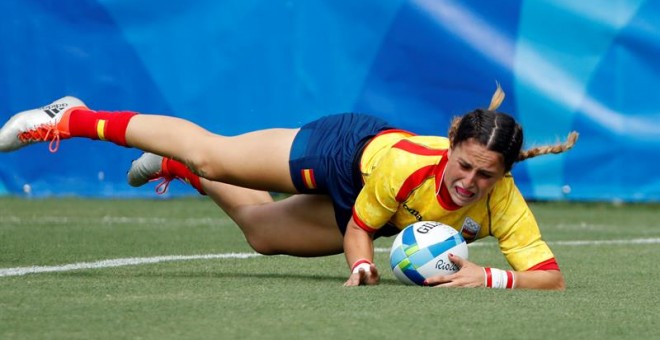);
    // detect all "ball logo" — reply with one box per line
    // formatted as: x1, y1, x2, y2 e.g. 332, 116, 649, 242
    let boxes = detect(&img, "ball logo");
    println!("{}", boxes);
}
435, 258, 459, 272
415, 222, 440, 234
